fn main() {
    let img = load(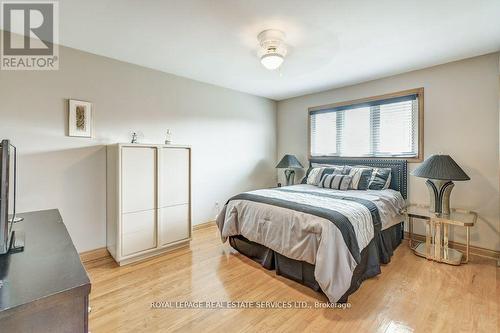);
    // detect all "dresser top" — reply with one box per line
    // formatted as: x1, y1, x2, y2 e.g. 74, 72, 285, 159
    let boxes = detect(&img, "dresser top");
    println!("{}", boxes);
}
0, 209, 91, 312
